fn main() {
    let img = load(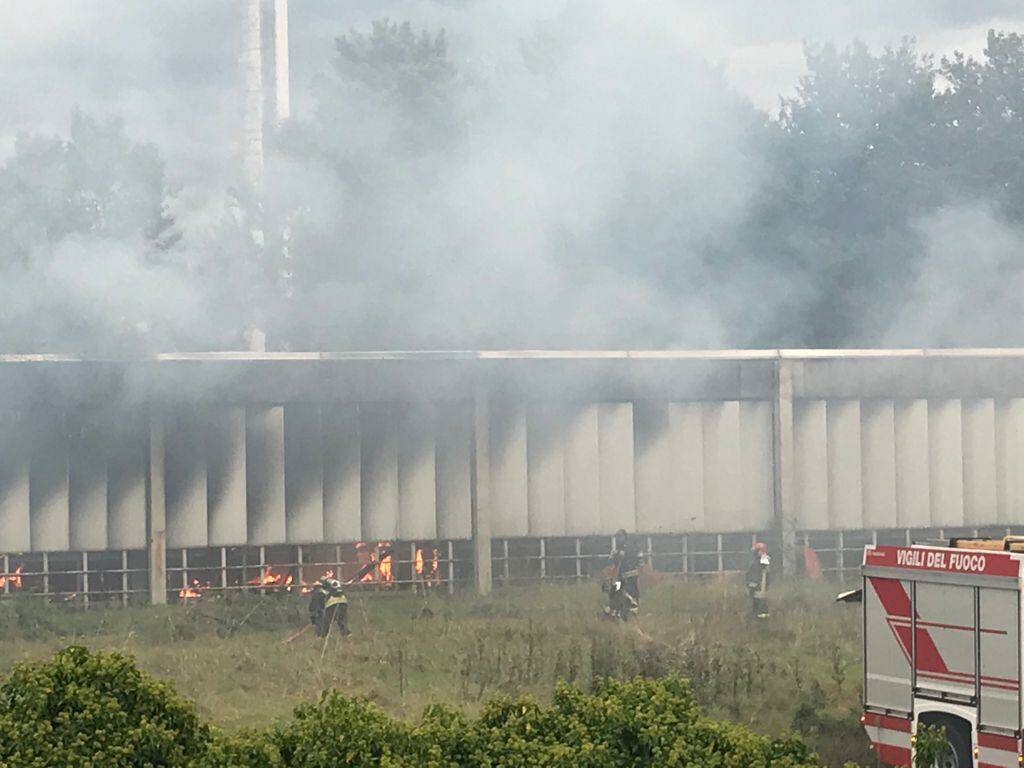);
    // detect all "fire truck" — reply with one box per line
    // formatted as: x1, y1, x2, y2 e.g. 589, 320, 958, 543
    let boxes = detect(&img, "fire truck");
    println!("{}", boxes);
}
859, 537, 1024, 767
